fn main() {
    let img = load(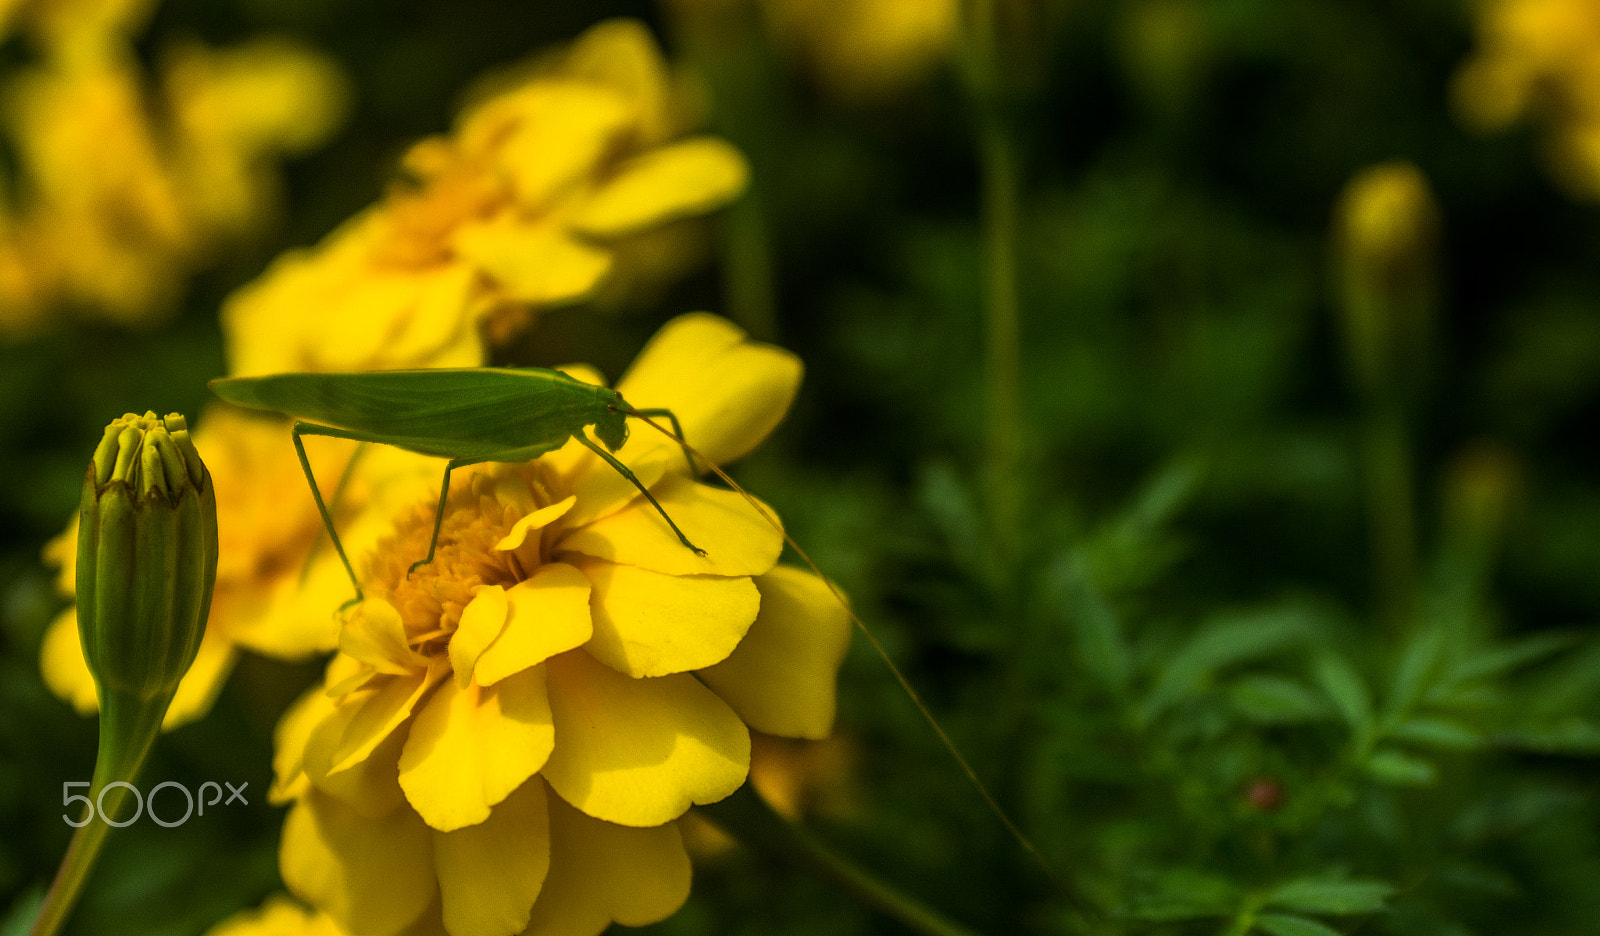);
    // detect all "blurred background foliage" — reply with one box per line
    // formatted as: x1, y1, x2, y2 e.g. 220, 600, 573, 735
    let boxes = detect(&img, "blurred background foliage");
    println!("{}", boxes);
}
5, 0, 1600, 934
